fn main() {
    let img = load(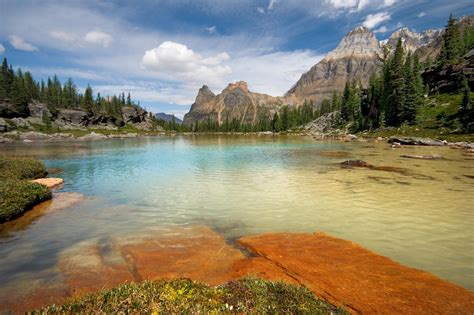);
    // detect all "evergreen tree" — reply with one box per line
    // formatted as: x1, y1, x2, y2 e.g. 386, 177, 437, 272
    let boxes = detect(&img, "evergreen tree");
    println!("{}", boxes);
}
387, 38, 405, 126
439, 14, 463, 67
331, 91, 341, 112
459, 78, 473, 131
341, 81, 351, 121
83, 85, 94, 113
402, 52, 417, 123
